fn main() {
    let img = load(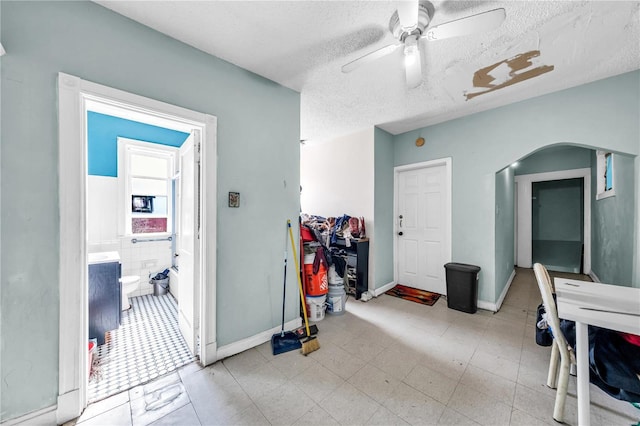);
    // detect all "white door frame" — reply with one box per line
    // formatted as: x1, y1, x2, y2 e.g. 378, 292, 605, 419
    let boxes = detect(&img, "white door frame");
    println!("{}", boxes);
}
57, 73, 217, 423
514, 168, 591, 272
393, 158, 452, 291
